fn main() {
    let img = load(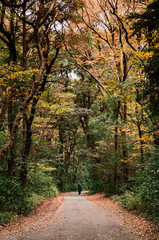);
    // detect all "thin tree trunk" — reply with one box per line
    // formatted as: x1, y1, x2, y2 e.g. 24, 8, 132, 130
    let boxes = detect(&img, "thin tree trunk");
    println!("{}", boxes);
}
154, 133, 159, 148
113, 101, 120, 195
137, 125, 144, 168
7, 98, 17, 177
121, 100, 129, 182
72, 151, 77, 184
72, 152, 75, 184
22, 2, 27, 69
7, 141, 17, 177
20, 116, 32, 187
113, 124, 118, 194
0, 101, 7, 130
58, 117, 64, 191
153, 120, 159, 148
